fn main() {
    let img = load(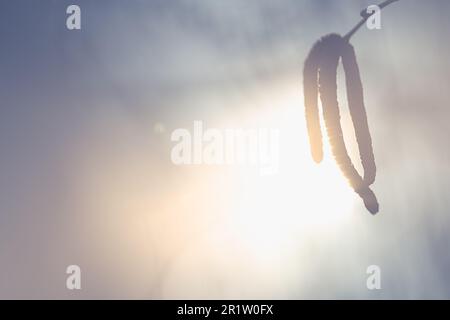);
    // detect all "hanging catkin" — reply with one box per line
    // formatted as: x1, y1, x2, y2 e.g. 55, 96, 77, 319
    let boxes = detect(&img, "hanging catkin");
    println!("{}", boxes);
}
303, 33, 378, 214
